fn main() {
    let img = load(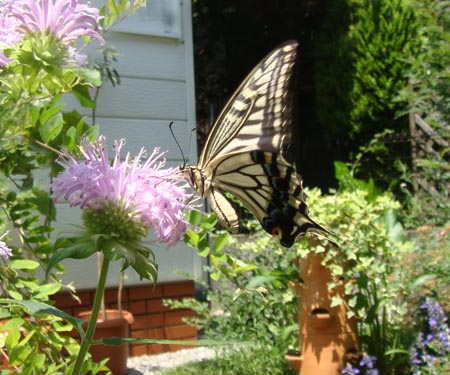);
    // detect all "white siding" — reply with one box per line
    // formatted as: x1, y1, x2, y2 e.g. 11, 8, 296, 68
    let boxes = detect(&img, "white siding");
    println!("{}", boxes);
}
56, 0, 203, 289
